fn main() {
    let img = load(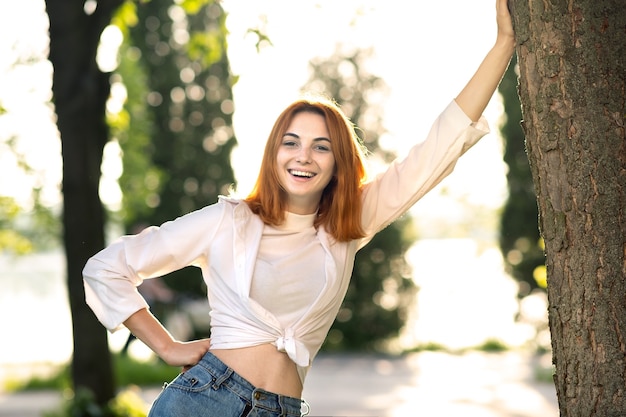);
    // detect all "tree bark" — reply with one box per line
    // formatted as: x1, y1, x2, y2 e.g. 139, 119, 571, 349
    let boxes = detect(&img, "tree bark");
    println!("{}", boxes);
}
45, 0, 123, 405
510, 0, 626, 415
